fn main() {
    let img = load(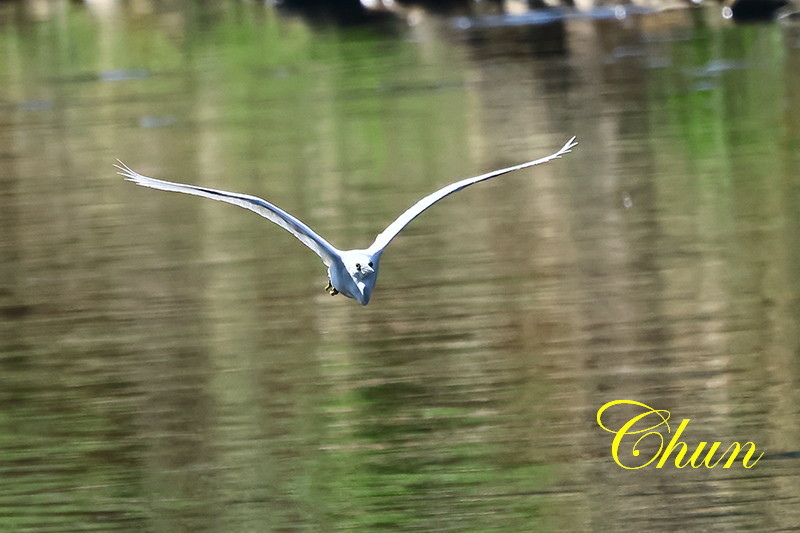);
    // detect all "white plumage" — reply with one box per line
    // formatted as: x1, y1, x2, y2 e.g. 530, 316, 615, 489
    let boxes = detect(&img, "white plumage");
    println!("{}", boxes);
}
117, 136, 576, 305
